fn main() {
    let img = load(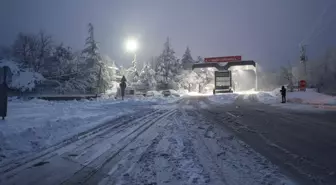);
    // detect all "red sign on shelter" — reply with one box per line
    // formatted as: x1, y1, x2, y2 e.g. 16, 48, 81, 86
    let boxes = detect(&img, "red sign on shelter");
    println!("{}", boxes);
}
204, 56, 242, 63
